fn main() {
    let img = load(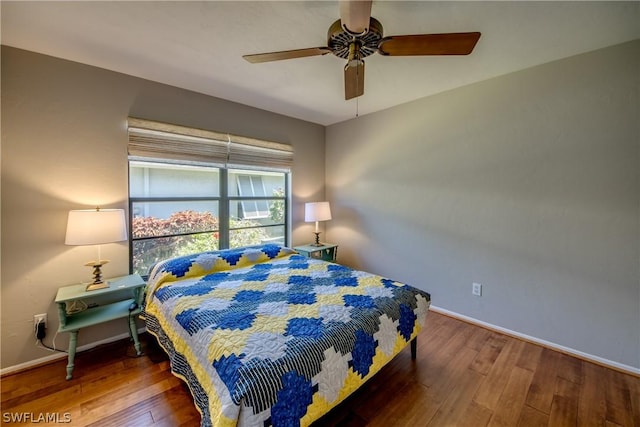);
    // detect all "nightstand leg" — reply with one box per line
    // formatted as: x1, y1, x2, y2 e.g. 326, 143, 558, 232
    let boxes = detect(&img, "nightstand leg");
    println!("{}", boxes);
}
66, 331, 78, 380
129, 315, 142, 356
